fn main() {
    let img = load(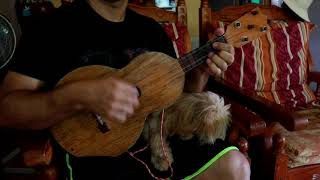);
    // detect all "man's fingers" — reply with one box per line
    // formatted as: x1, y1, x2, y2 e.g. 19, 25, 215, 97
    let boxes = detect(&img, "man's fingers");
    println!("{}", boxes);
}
214, 28, 225, 37
117, 81, 140, 97
108, 103, 135, 123
210, 55, 228, 71
206, 58, 222, 76
112, 80, 140, 108
217, 51, 234, 66
108, 111, 127, 123
115, 91, 139, 109
210, 28, 225, 39
212, 42, 234, 54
